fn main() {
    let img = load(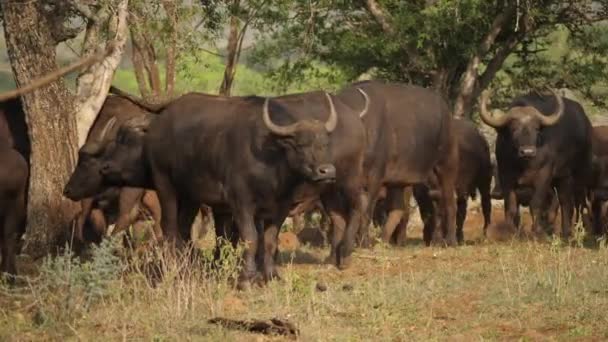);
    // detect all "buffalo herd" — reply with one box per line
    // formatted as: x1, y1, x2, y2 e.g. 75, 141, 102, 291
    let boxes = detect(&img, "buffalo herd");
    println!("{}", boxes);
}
1, 80, 607, 287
